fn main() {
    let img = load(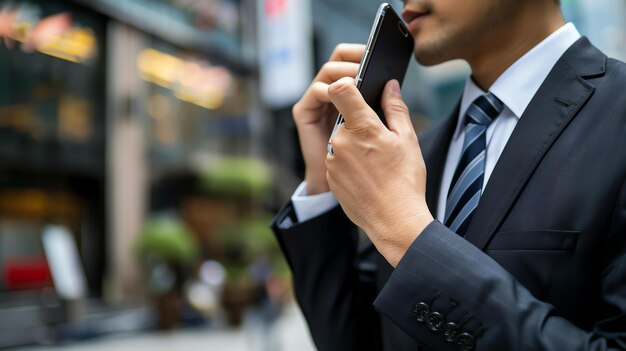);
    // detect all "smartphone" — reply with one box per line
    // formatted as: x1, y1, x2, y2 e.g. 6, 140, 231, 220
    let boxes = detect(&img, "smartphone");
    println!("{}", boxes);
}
327, 3, 414, 155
